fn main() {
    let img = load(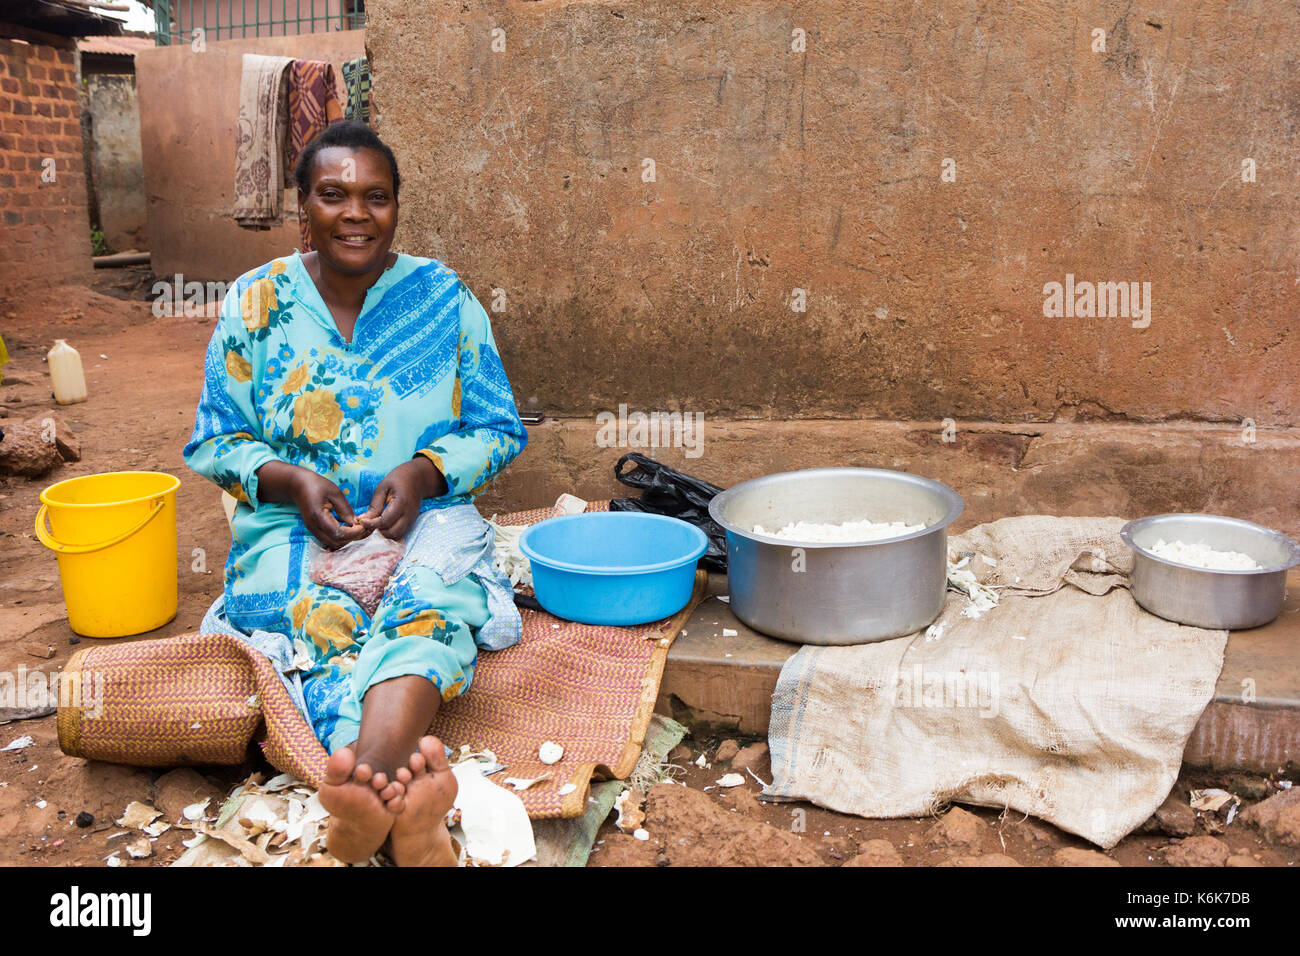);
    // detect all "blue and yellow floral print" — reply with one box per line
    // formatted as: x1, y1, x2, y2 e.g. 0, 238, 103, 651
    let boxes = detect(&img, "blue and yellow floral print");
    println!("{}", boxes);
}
184, 252, 528, 749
